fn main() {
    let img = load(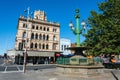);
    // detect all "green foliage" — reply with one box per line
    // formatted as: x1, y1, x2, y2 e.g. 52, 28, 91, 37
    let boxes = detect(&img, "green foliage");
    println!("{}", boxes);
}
84, 0, 120, 56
